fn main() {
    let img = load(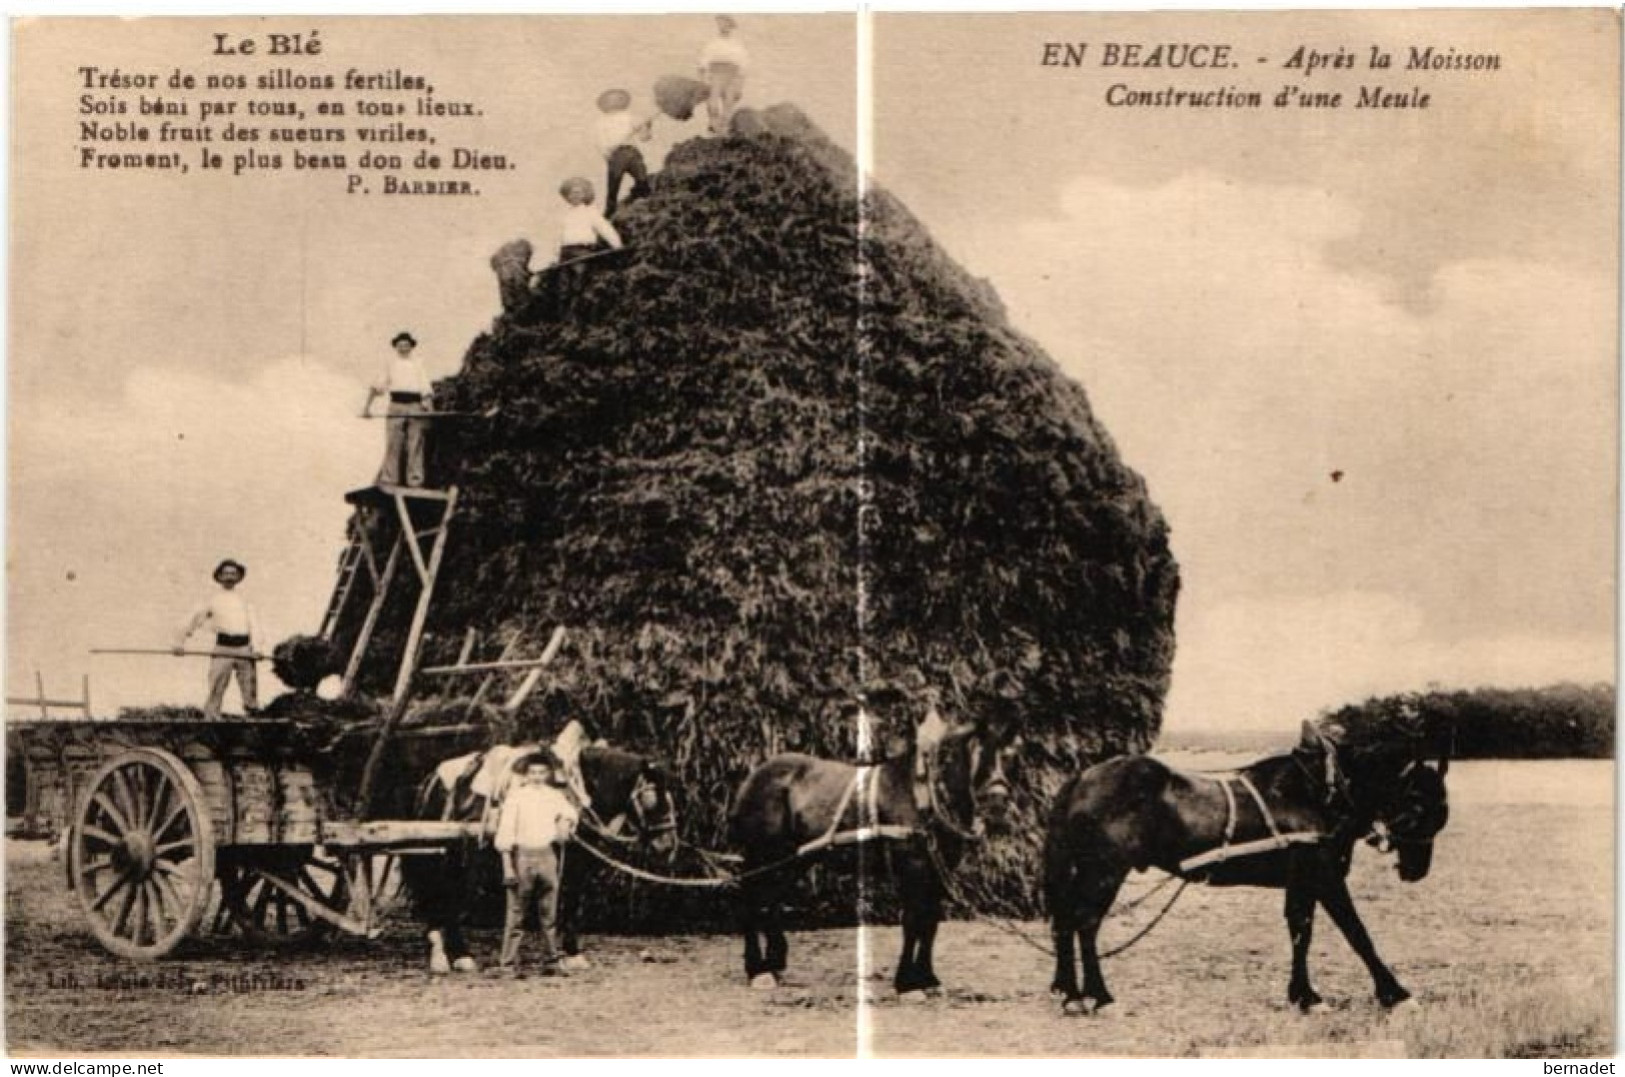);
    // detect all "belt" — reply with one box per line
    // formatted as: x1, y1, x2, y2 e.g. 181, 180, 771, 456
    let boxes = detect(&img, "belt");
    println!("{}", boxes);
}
216, 633, 251, 647
390, 392, 424, 404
